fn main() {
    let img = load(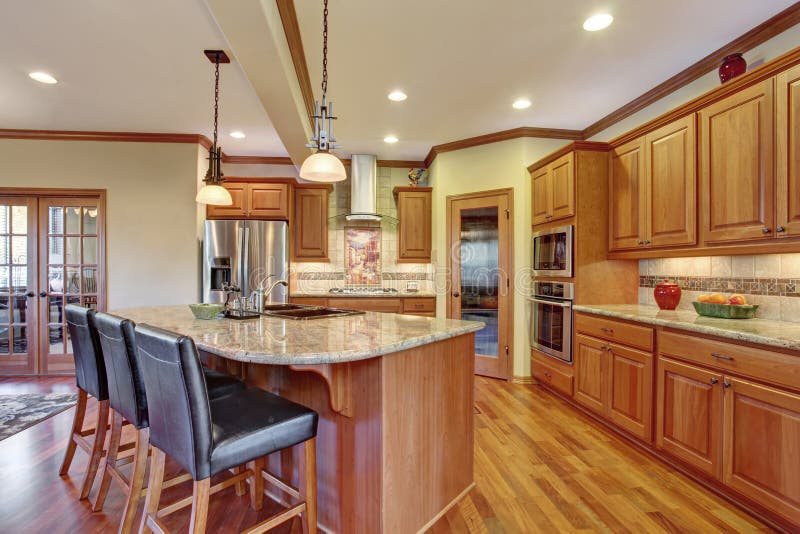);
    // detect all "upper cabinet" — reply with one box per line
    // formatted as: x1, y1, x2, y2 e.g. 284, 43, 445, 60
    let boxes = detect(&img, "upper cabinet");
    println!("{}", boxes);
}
207, 181, 290, 220
531, 152, 575, 226
700, 79, 775, 244
292, 184, 331, 262
609, 115, 696, 252
394, 187, 432, 262
777, 63, 800, 238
